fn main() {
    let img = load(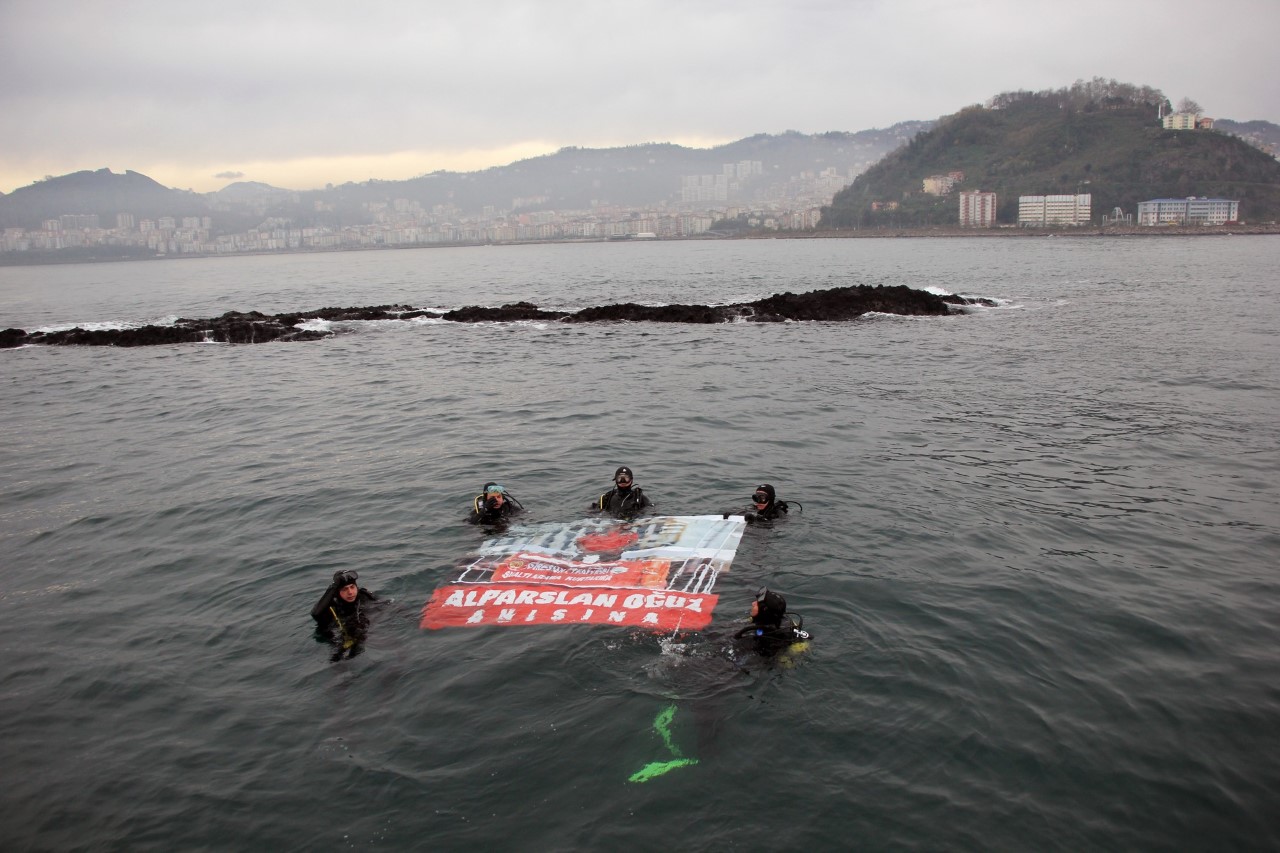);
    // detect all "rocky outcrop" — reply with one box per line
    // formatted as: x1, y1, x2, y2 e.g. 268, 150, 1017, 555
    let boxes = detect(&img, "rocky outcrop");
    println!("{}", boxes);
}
441, 302, 566, 323
735, 284, 952, 321
2, 285, 989, 347
5, 314, 332, 347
